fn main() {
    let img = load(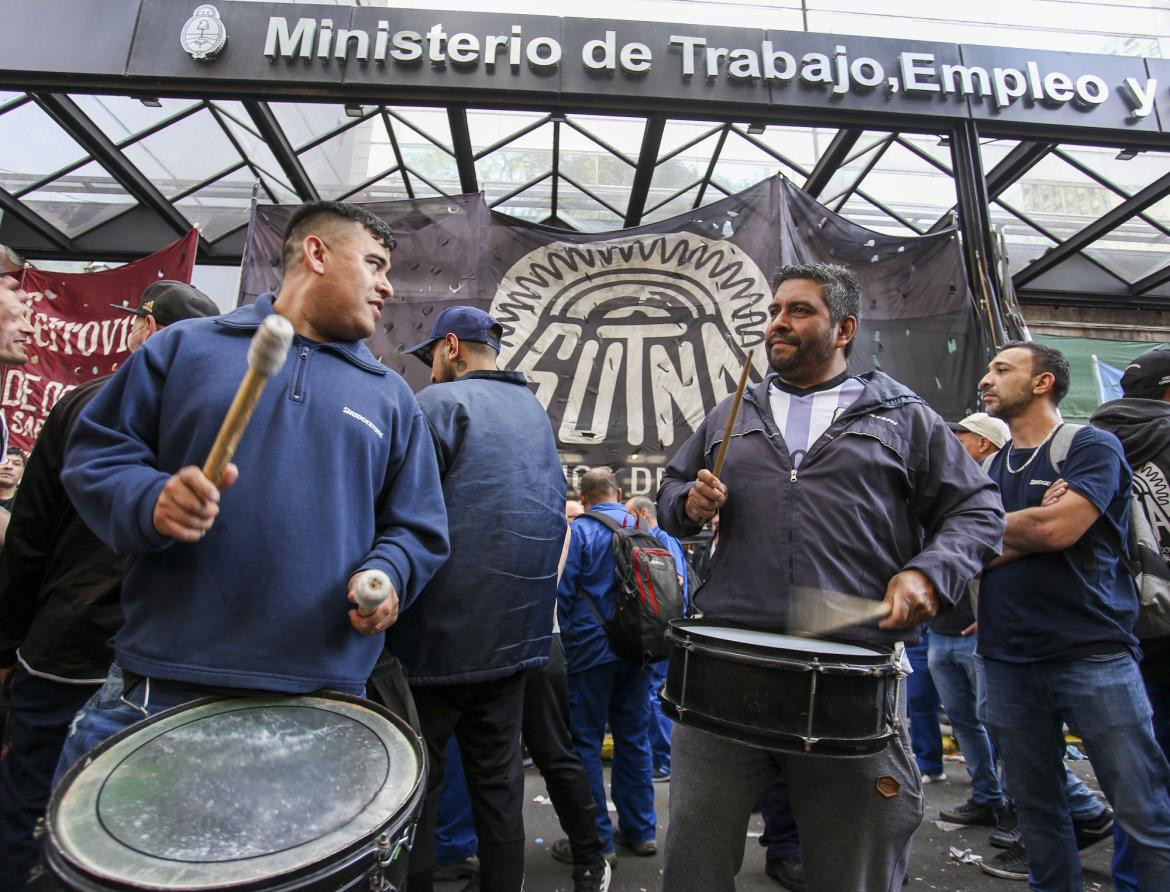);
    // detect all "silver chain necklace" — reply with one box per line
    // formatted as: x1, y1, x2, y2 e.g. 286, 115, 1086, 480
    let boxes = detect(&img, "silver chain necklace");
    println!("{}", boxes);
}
1004, 422, 1062, 475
